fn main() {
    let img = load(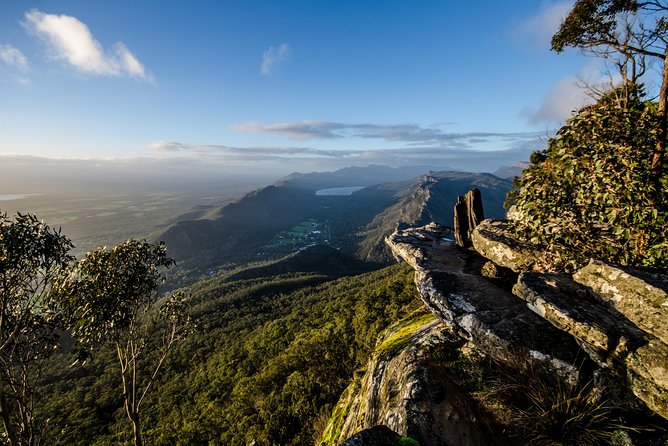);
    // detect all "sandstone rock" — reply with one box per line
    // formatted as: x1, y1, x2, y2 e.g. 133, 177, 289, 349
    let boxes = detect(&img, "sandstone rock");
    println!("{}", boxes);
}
515, 268, 668, 420
513, 272, 646, 366
454, 188, 485, 248
386, 224, 581, 381
573, 260, 668, 345
325, 314, 507, 446
471, 220, 540, 272
626, 338, 668, 420
387, 223, 668, 423
385, 222, 455, 272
